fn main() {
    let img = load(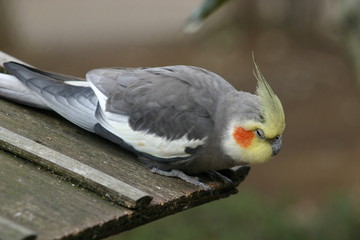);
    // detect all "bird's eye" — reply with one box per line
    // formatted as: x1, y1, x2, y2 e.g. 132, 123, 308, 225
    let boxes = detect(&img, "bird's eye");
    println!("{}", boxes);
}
255, 129, 265, 139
